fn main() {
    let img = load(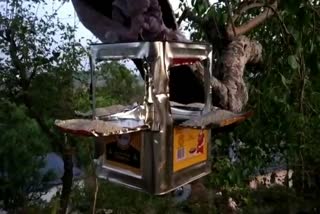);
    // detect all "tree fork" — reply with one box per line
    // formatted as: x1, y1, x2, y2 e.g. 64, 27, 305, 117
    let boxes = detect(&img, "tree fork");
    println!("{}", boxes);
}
193, 35, 263, 112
